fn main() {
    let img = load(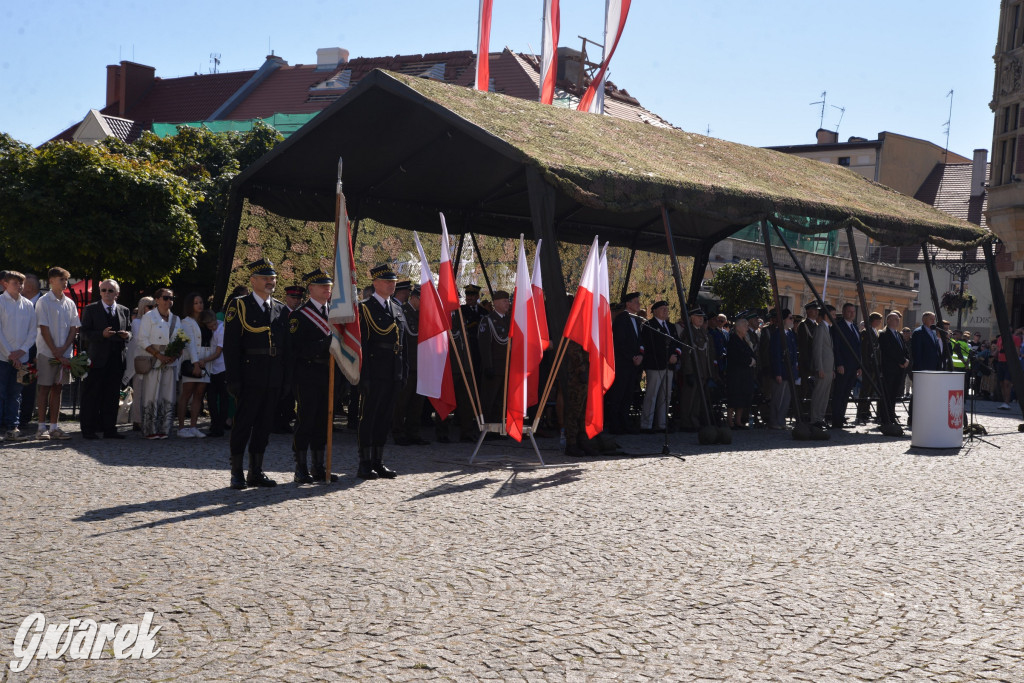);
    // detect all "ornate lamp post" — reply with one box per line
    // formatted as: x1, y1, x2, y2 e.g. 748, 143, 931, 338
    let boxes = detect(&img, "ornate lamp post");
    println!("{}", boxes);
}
930, 247, 985, 329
